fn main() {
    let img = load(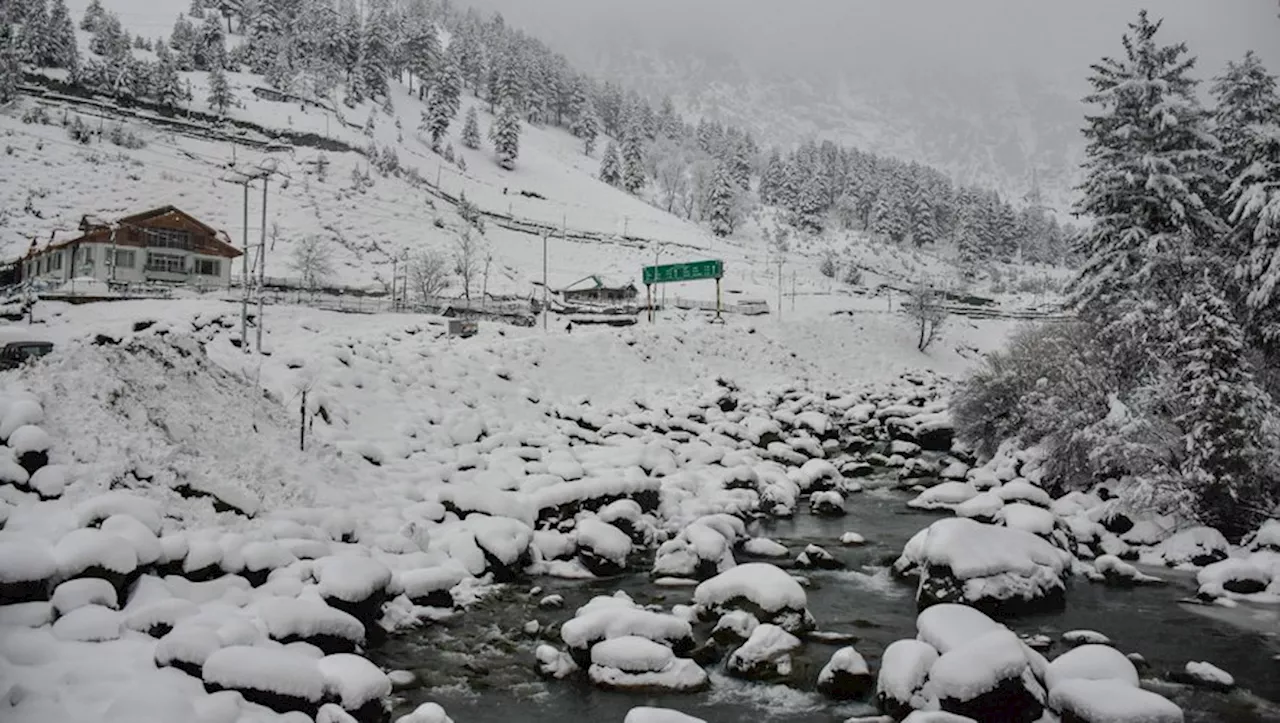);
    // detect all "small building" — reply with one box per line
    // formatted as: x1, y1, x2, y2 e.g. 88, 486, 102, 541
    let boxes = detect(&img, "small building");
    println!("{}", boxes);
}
20, 206, 242, 288
557, 274, 639, 303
